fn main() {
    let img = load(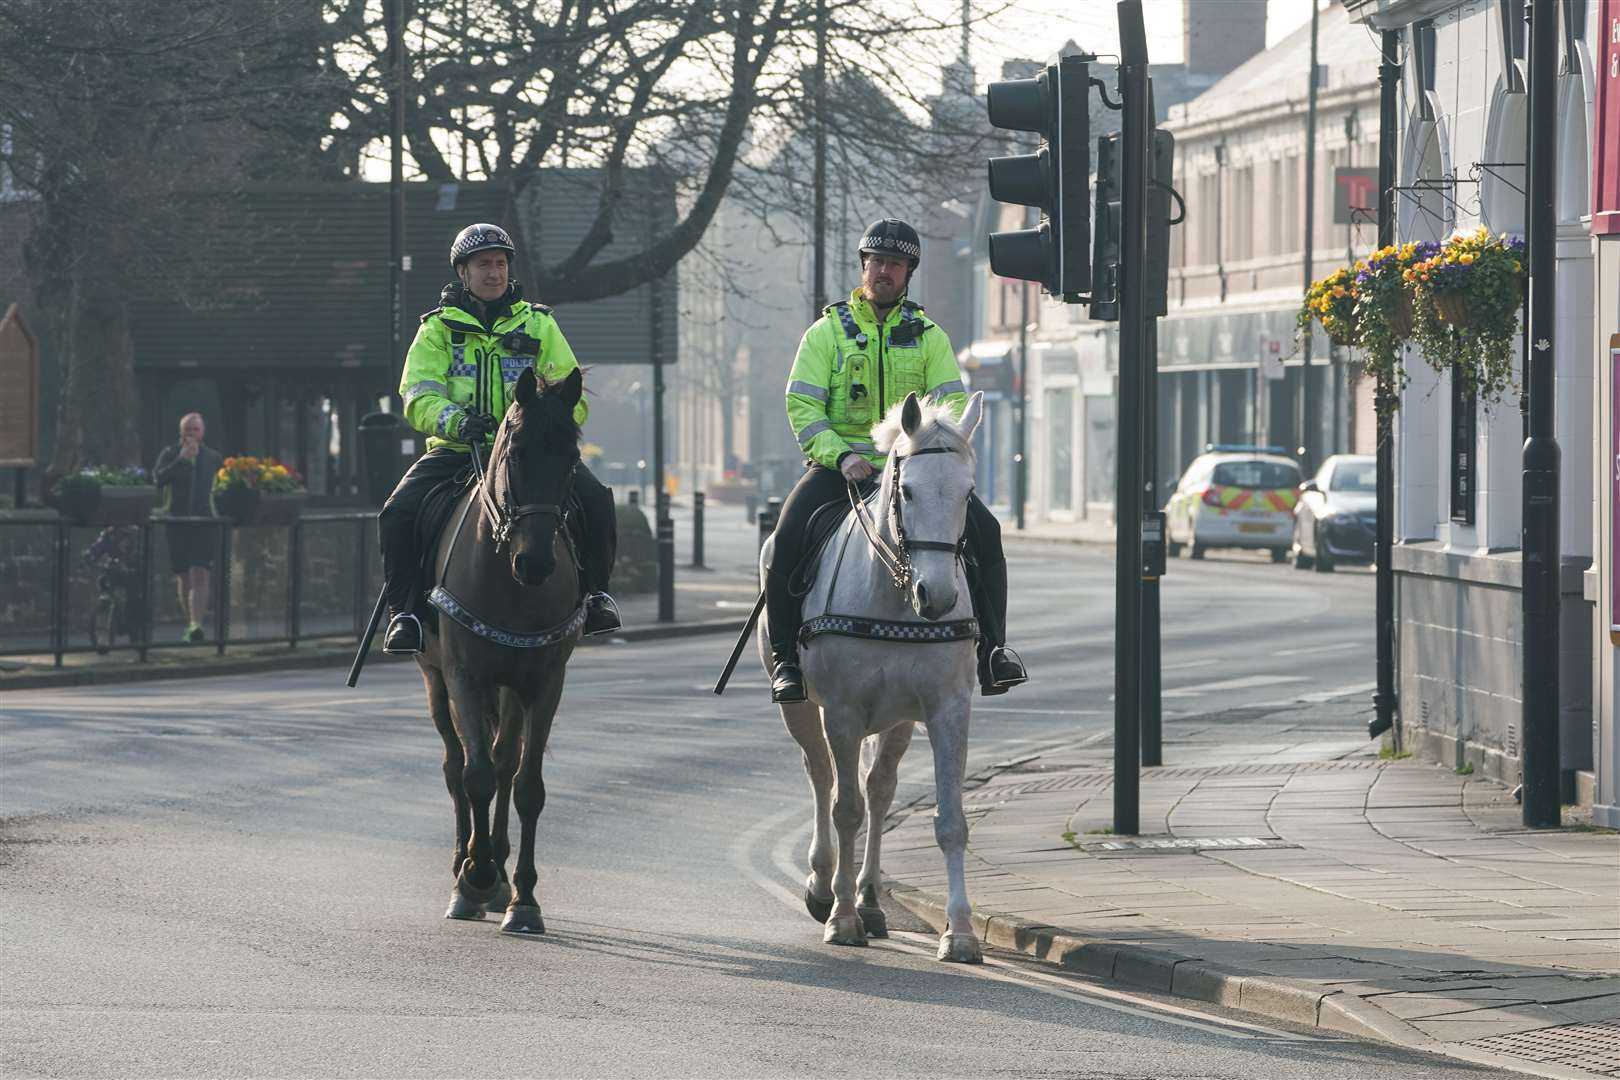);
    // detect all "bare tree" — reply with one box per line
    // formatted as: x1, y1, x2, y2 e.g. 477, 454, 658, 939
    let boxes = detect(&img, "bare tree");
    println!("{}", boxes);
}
0, 0, 333, 474
319, 0, 1000, 303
